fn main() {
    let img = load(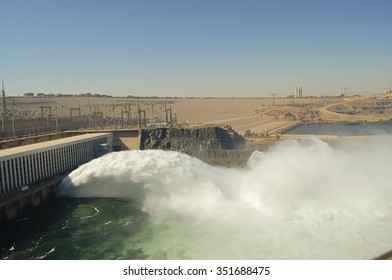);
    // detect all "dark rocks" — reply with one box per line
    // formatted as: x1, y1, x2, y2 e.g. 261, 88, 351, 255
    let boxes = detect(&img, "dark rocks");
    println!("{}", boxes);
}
140, 126, 247, 163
